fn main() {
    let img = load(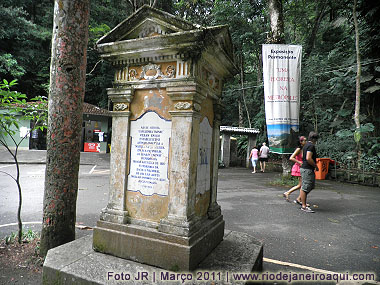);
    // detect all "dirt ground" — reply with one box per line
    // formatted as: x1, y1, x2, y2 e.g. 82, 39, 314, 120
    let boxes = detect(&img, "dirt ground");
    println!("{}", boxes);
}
0, 238, 43, 284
